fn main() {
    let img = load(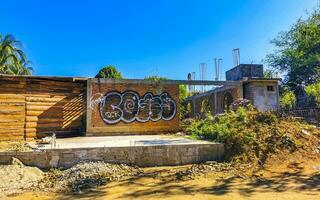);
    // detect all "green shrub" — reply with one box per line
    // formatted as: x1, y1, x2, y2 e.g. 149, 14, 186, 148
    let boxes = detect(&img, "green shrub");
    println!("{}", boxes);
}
306, 81, 320, 106
280, 90, 296, 109
256, 111, 278, 125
